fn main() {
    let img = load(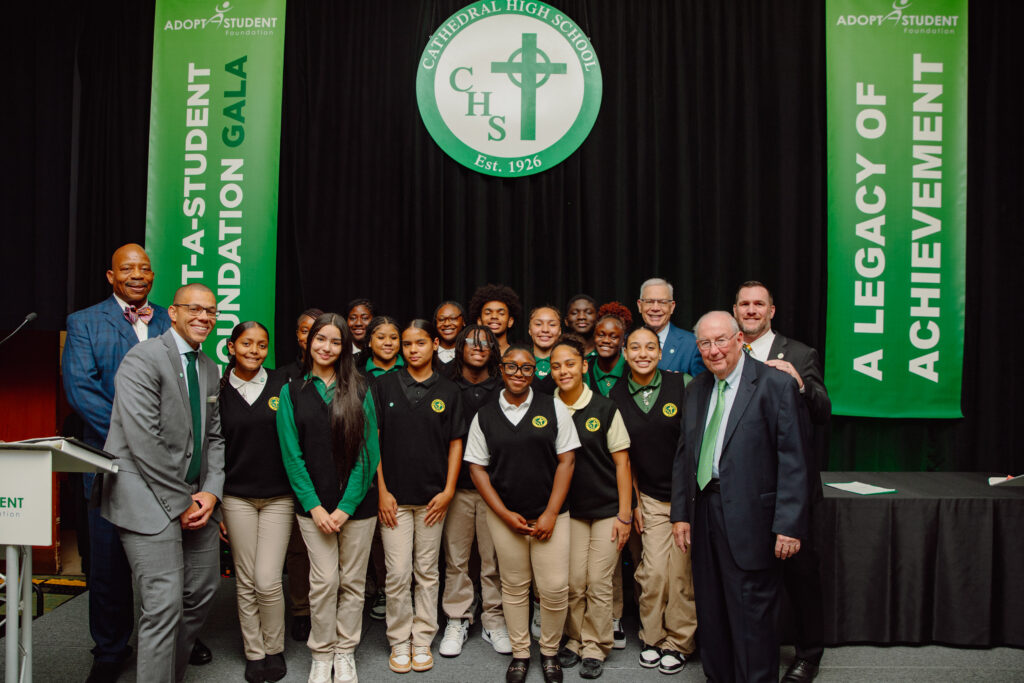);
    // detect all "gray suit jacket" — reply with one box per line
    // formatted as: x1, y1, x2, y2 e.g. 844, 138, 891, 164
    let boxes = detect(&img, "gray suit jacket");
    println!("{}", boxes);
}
101, 329, 225, 534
